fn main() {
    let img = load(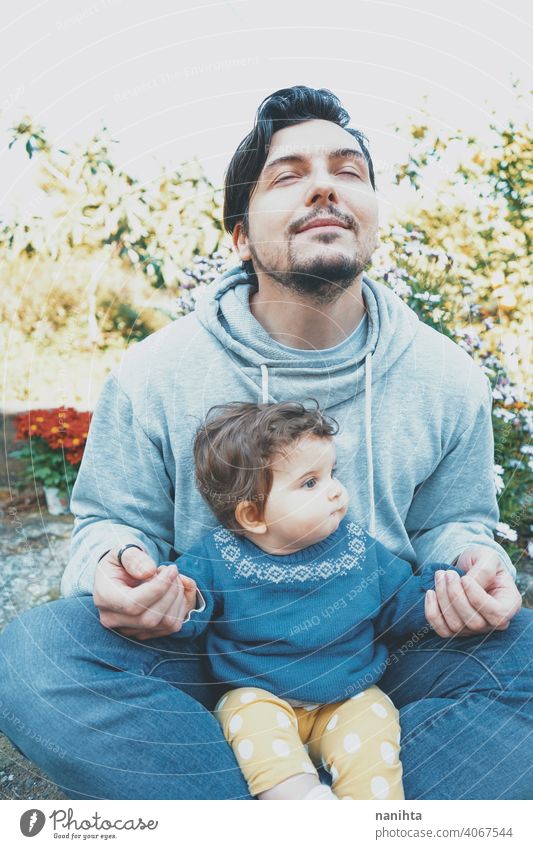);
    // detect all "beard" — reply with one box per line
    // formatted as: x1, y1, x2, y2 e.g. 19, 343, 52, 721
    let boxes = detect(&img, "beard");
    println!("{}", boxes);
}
247, 232, 373, 305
